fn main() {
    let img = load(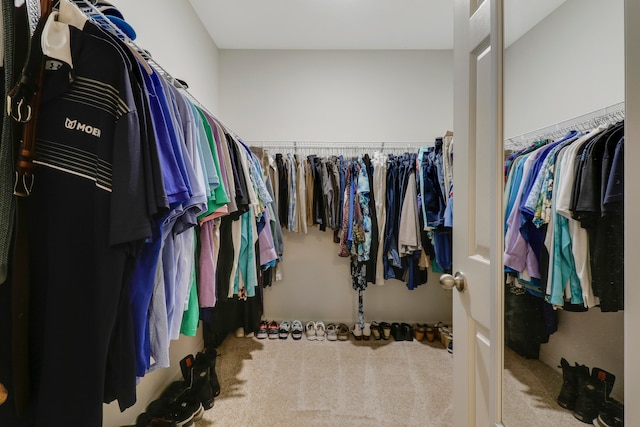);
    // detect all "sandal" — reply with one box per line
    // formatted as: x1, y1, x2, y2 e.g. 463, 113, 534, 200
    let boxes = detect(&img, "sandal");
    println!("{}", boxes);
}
370, 322, 382, 340
337, 323, 349, 341
426, 325, 435, 342
305, 321, 317, 340
362, 322, 371, 341
351, 323, 363, 341
414, 324, 426, 341
379, 322, 392, 340
291, 320, 304, 340
326, 323, 338, 341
